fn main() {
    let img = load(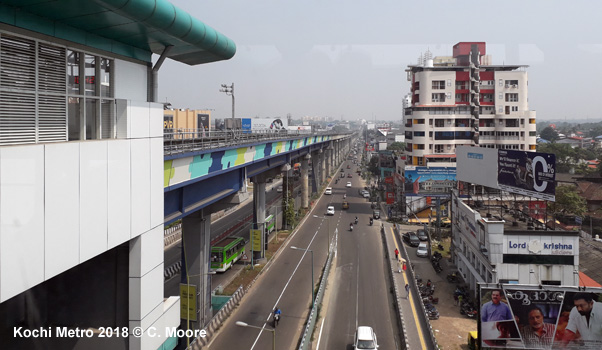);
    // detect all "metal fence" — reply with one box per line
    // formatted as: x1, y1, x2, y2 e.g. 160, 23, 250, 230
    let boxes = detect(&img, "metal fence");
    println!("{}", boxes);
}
164, 129, 348, 155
